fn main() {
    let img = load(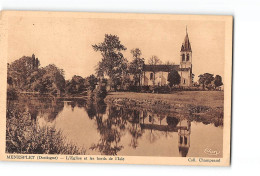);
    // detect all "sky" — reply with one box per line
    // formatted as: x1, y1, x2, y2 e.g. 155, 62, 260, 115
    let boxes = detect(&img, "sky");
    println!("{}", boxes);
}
7, 15, 225, 81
